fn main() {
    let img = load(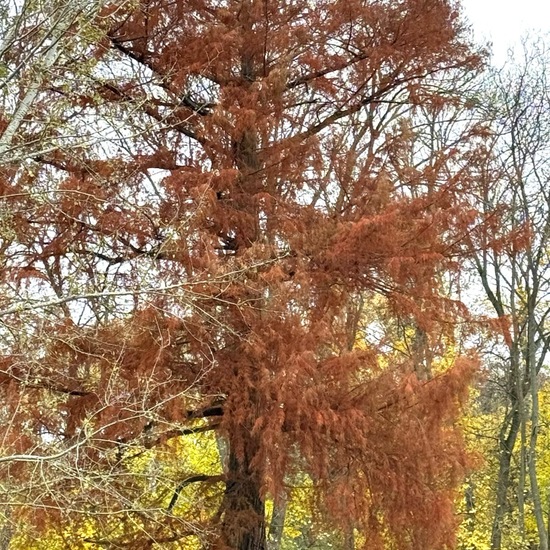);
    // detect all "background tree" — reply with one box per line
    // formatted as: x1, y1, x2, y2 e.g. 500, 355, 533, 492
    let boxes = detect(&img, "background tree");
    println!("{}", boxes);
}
0, 0, 123, 161
450, 35, 550, 550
